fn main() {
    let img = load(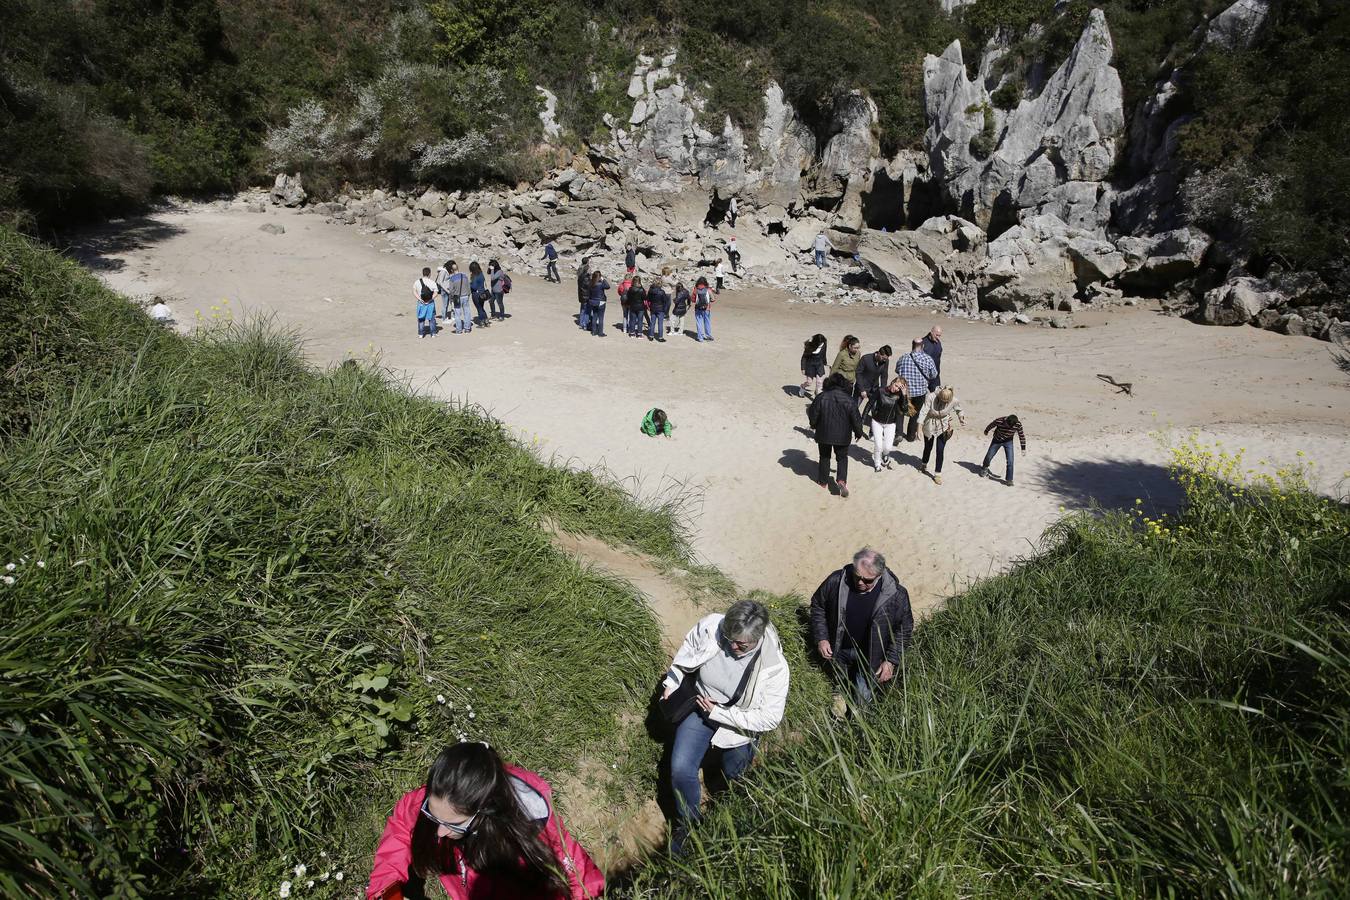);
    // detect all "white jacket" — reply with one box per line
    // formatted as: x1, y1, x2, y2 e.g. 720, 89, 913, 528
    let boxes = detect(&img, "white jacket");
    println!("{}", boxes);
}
918, 391, 964, 438
662, 613, 789, 749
